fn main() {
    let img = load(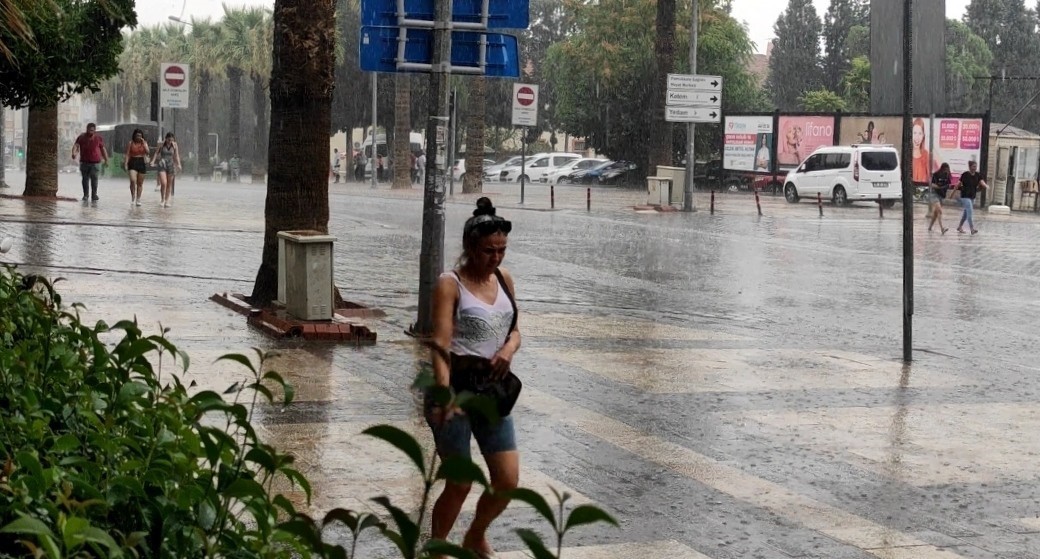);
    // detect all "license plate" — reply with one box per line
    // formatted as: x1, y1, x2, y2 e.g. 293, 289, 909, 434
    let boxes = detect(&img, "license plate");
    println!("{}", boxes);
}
872, 182, 887, 188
